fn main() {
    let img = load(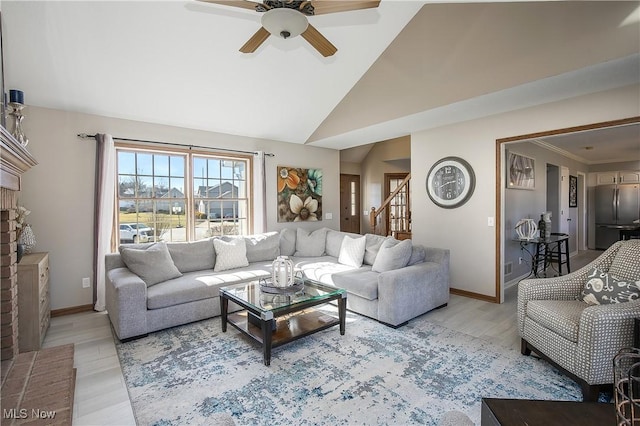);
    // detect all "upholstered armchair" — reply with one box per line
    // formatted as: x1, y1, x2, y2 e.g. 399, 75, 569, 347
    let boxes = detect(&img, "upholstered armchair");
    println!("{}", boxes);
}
518, 240, 640, 401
